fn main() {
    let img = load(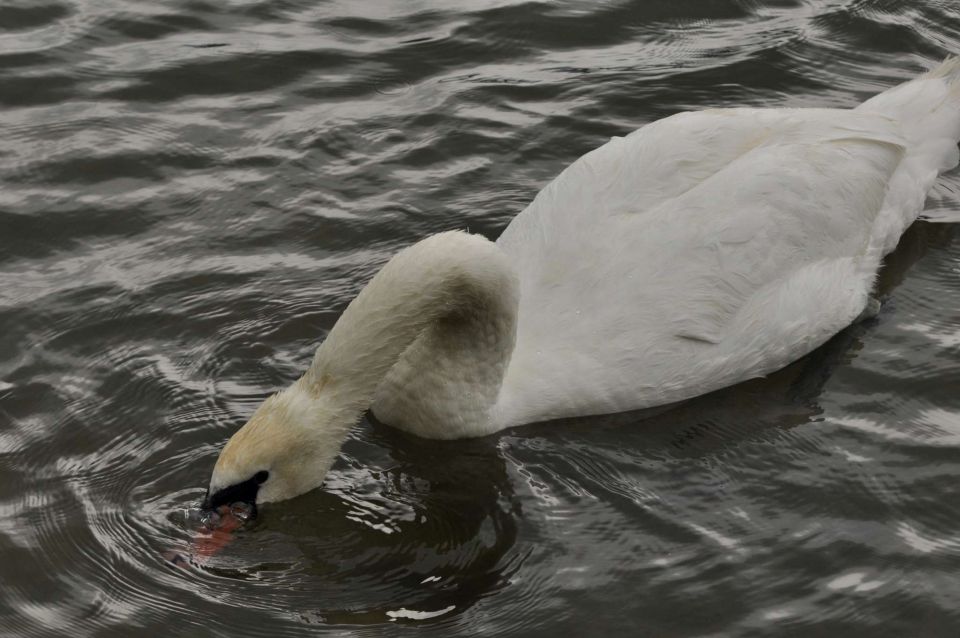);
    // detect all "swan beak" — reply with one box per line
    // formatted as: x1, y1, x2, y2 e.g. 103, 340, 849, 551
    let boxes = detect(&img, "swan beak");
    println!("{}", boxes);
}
202, 477, 262, 518
201, 493, 258, 521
